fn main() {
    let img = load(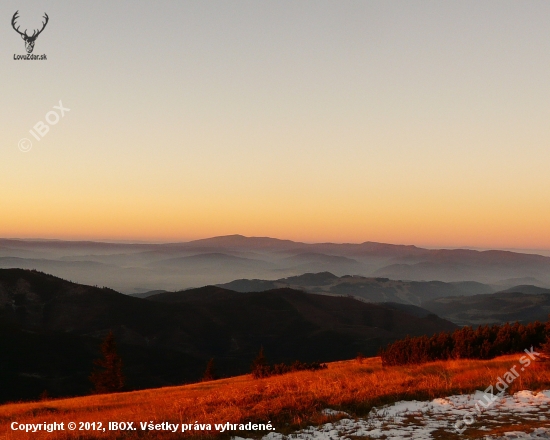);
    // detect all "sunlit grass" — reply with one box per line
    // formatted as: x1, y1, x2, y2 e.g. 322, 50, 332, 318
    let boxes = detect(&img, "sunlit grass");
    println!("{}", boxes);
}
1, 355, 549, 439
